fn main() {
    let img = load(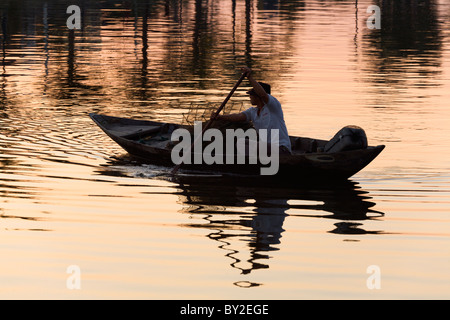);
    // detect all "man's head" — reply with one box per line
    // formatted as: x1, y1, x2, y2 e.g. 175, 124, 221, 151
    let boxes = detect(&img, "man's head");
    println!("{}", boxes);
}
247, 82, 271, 106
246, 82, 271, 96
